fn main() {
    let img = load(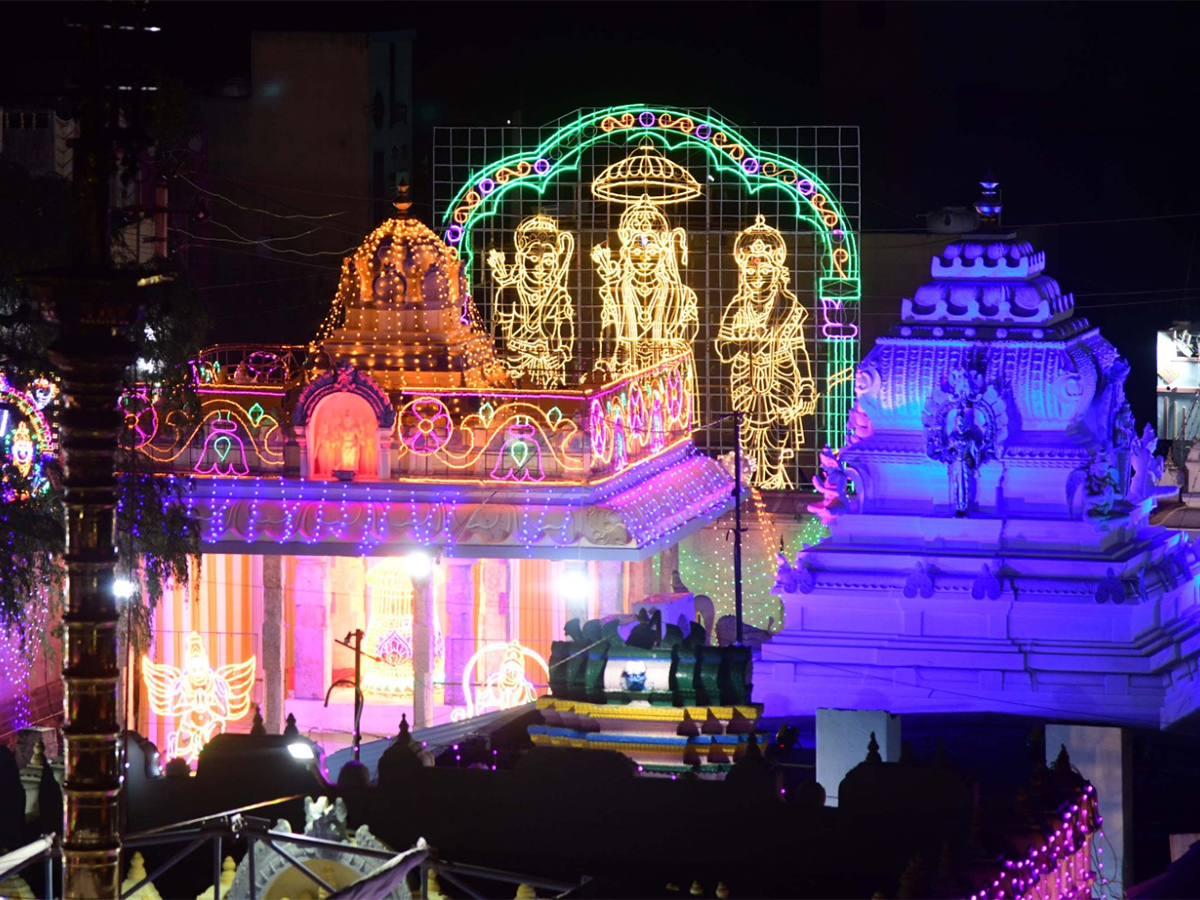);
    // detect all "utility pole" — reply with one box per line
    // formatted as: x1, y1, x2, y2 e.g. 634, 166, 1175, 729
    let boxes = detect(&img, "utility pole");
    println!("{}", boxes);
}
733, 412, 744, 645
